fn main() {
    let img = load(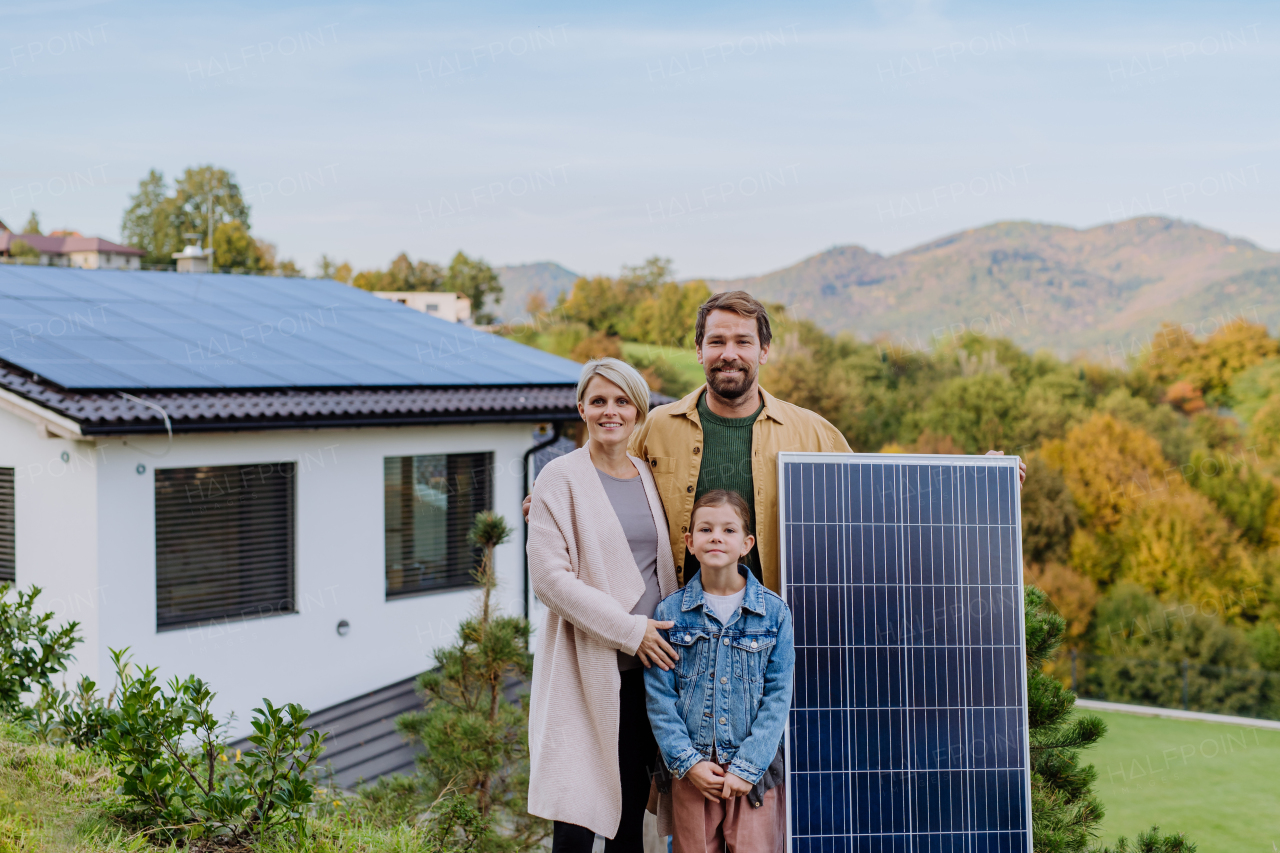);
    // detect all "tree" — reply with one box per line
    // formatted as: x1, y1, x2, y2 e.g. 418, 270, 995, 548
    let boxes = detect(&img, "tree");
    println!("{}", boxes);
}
1142, 320, 1278, 406
619, 255, 675, 289
1181, 449, 1277, 546
23, 211, 40, 235
560, 275, 635, 336
212, 220, 259, 271
568, 331, 622, 362
397, 512, 546, 852
631, 280, 712, 347
122, 166, 251, 266
761, 324, 863, 446
1021, 456, 1078, 565
121, 169, 178, 264
1114, 490, 1261, 623
444, 252, 503, 324
8, 239, 39, 260
353, 252, 444, 292
1024, 586, 1195, 852
1247, 396, 1280, 460
1086, 583, 1268, 718
1041, 414, 1168, 533
1023, 585, 1107, 851
172, 165, 251, 244
917, 372, 1024, 454
317, 255, 352, 283
1024, 562, 1098, 646
1228, 356, 1280, 423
